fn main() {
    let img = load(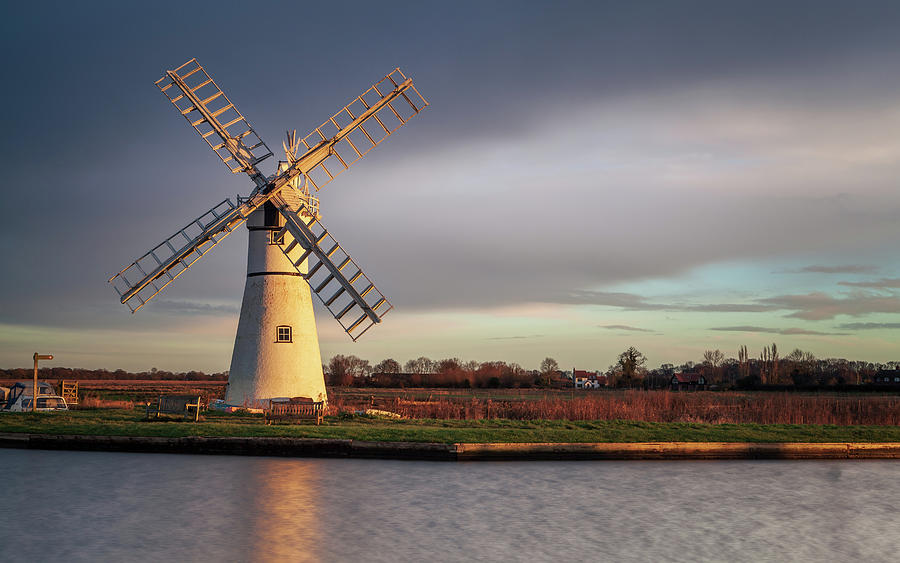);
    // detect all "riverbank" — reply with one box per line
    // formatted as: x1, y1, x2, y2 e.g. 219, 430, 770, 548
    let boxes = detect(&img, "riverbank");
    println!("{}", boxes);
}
1, 409, 900, 459
3, 409, 900, 443
2, 432, 899, 460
